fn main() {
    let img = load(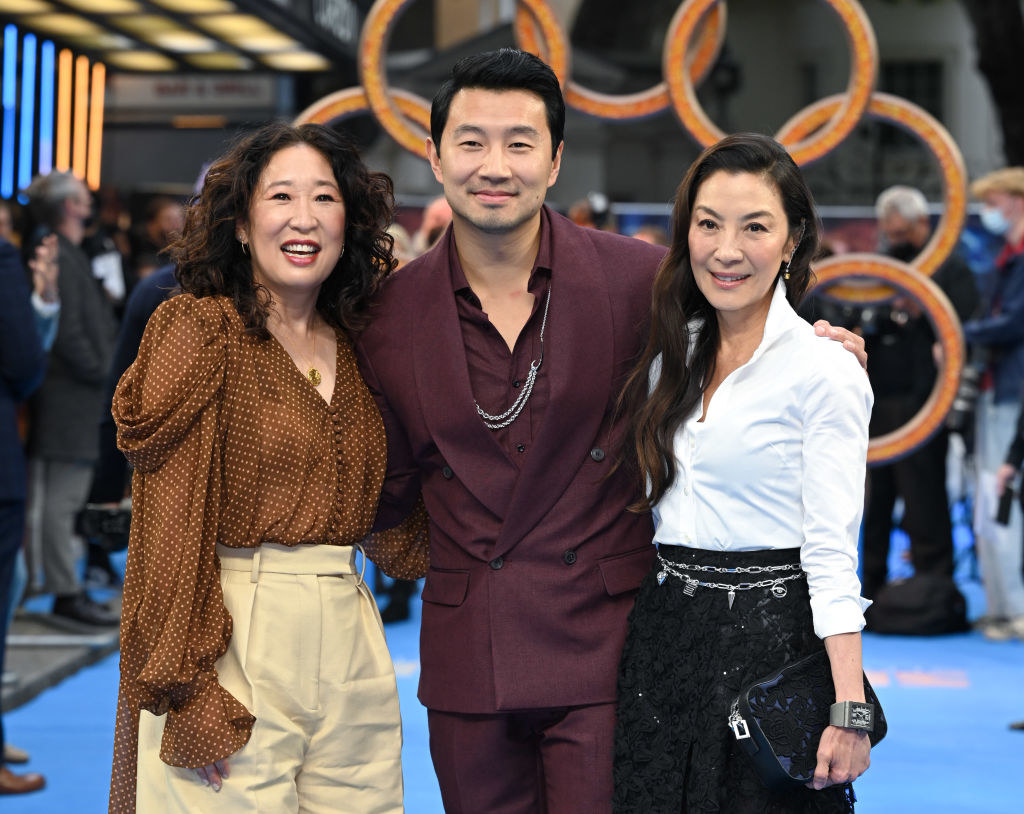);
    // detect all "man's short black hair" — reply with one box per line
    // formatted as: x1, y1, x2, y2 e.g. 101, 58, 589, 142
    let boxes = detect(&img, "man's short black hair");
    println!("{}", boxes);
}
430, 48, 565, 159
